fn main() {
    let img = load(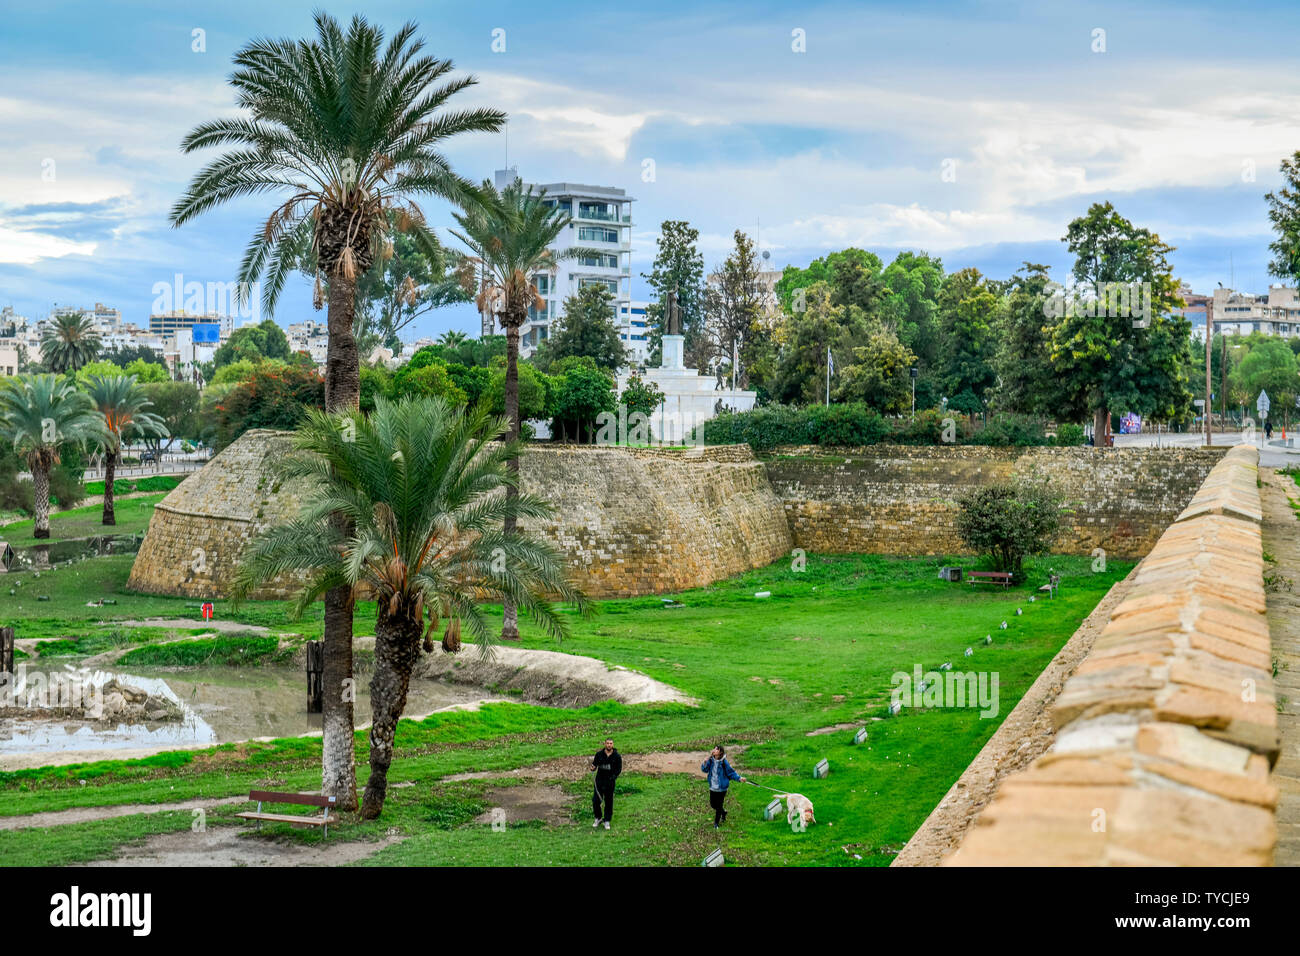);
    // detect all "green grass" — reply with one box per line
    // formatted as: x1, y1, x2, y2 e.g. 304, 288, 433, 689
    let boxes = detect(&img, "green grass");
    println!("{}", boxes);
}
0, 494, 166, 544
0, 550, 1129, 866
117, 635, 284, 666
83, 476, 181, 497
